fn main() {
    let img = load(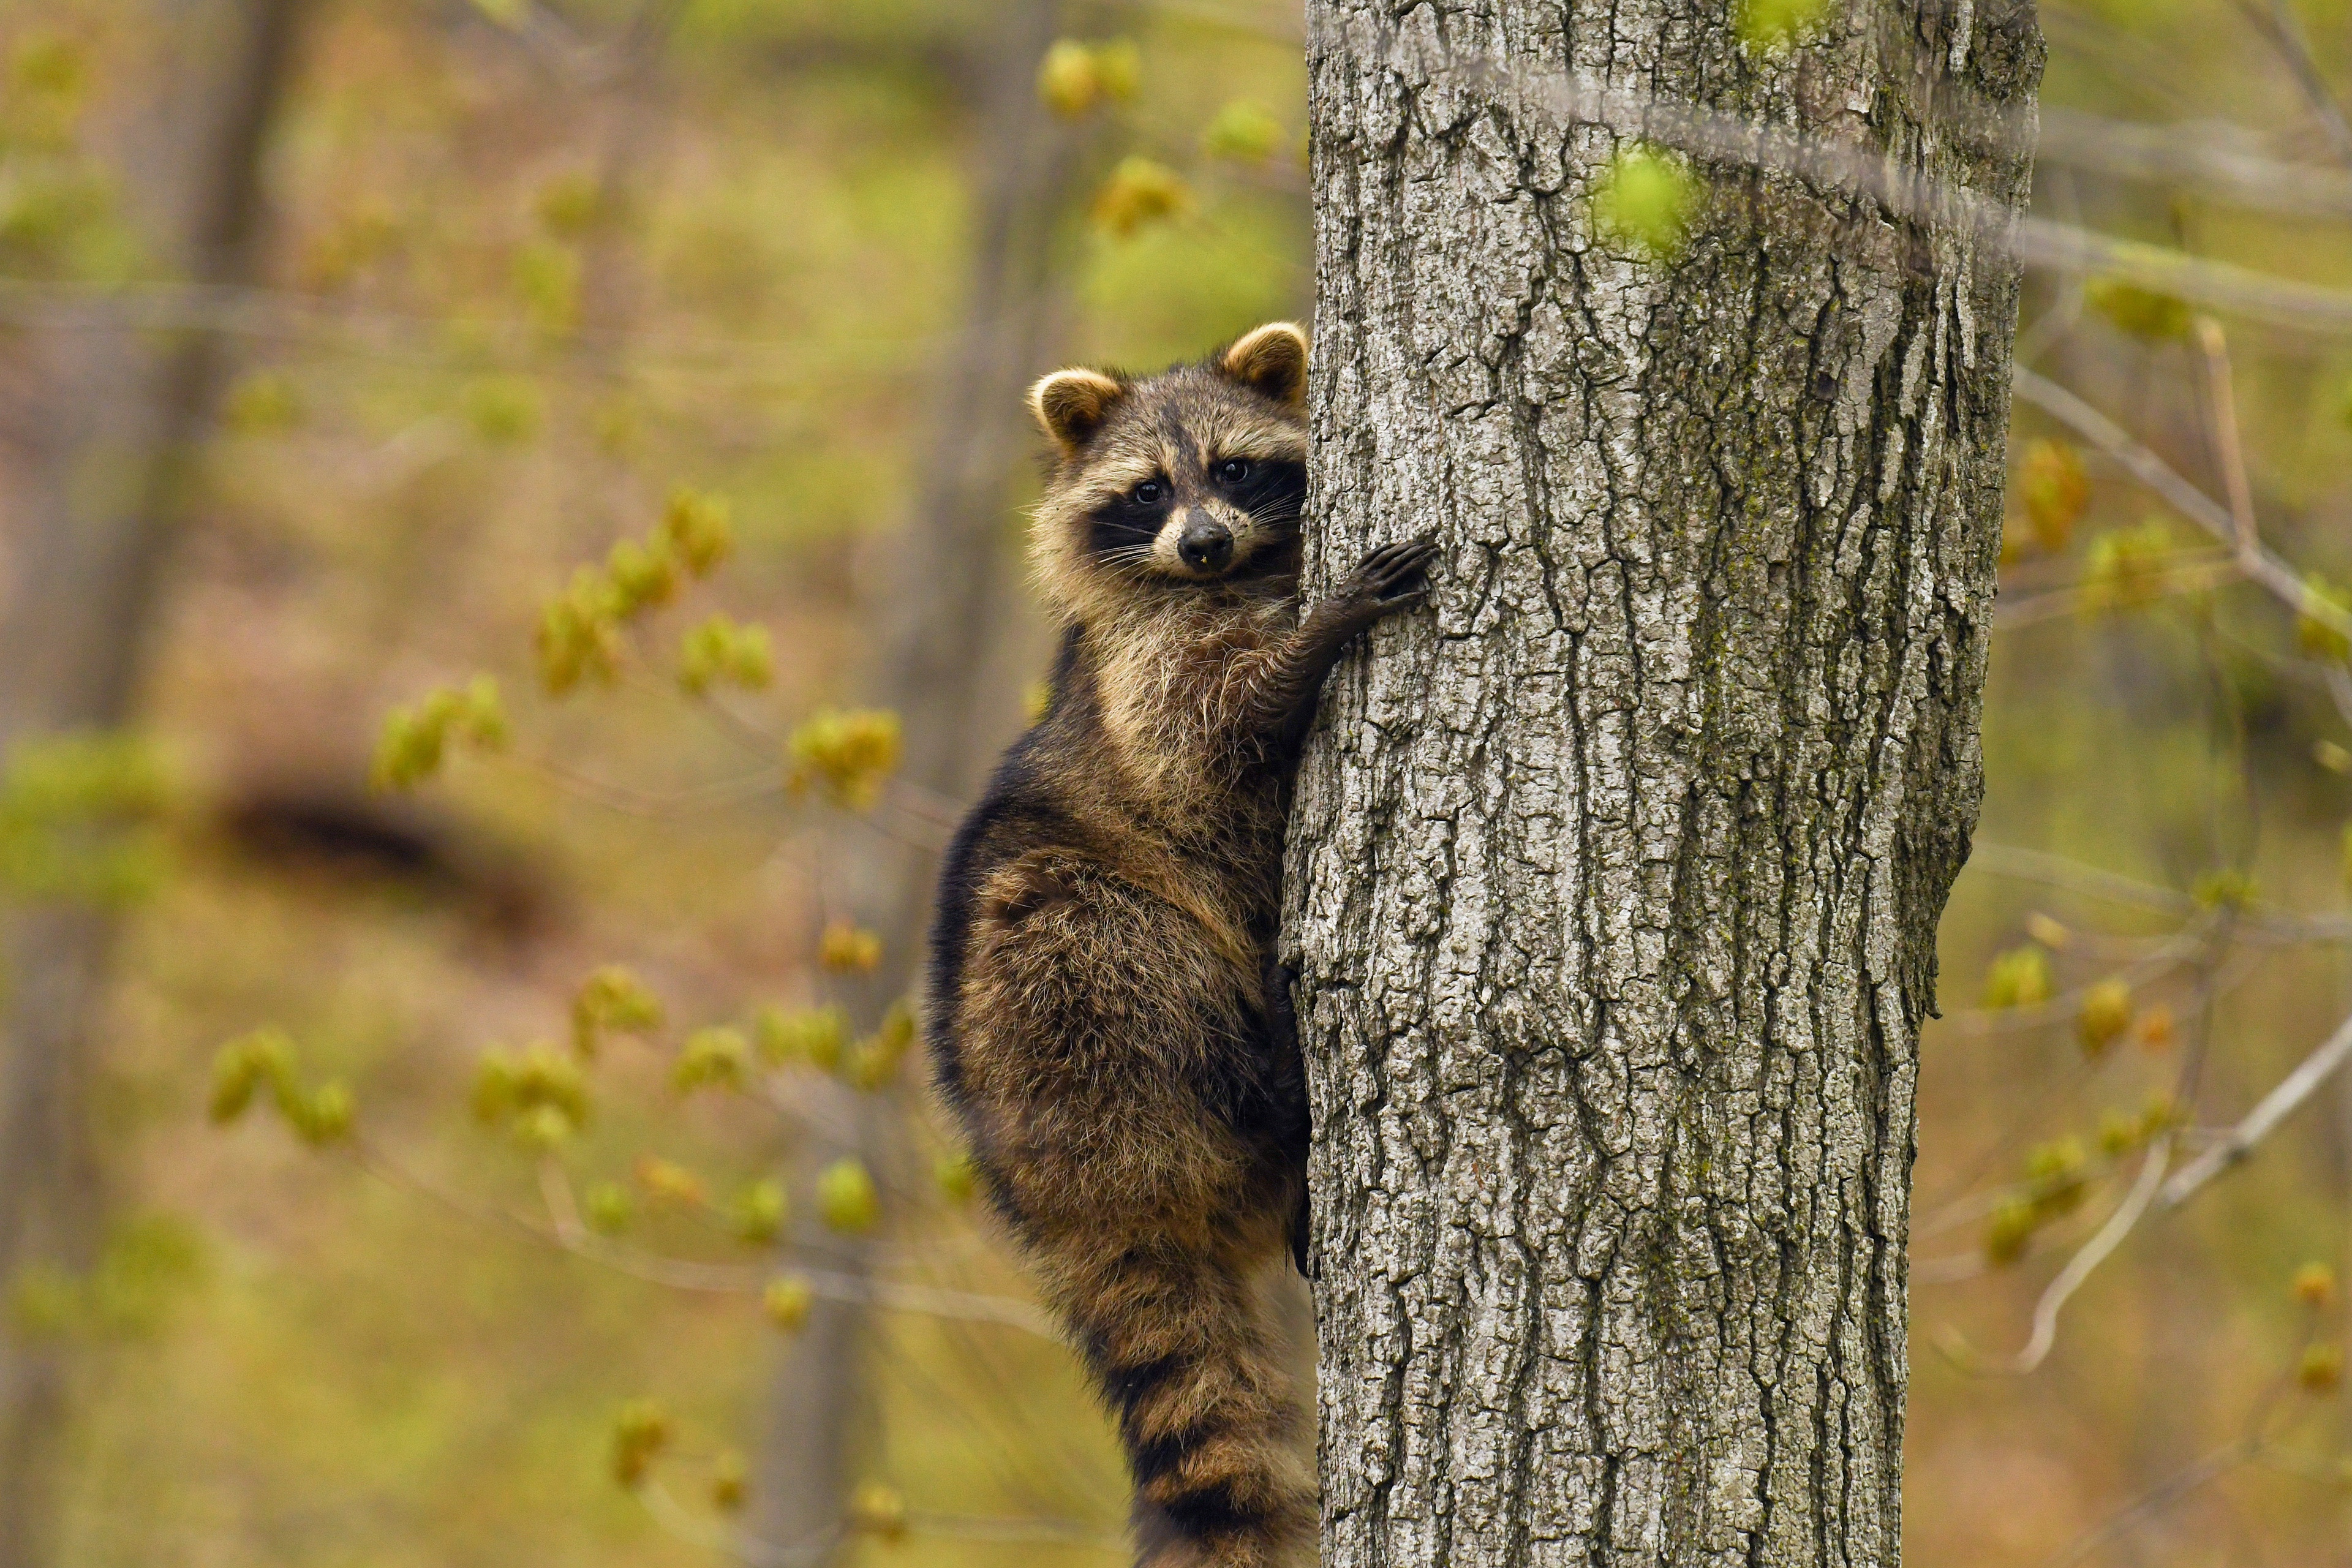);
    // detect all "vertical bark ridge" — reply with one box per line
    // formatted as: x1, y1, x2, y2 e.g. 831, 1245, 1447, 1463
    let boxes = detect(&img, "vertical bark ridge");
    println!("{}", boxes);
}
1291, 3, 2040, 1564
